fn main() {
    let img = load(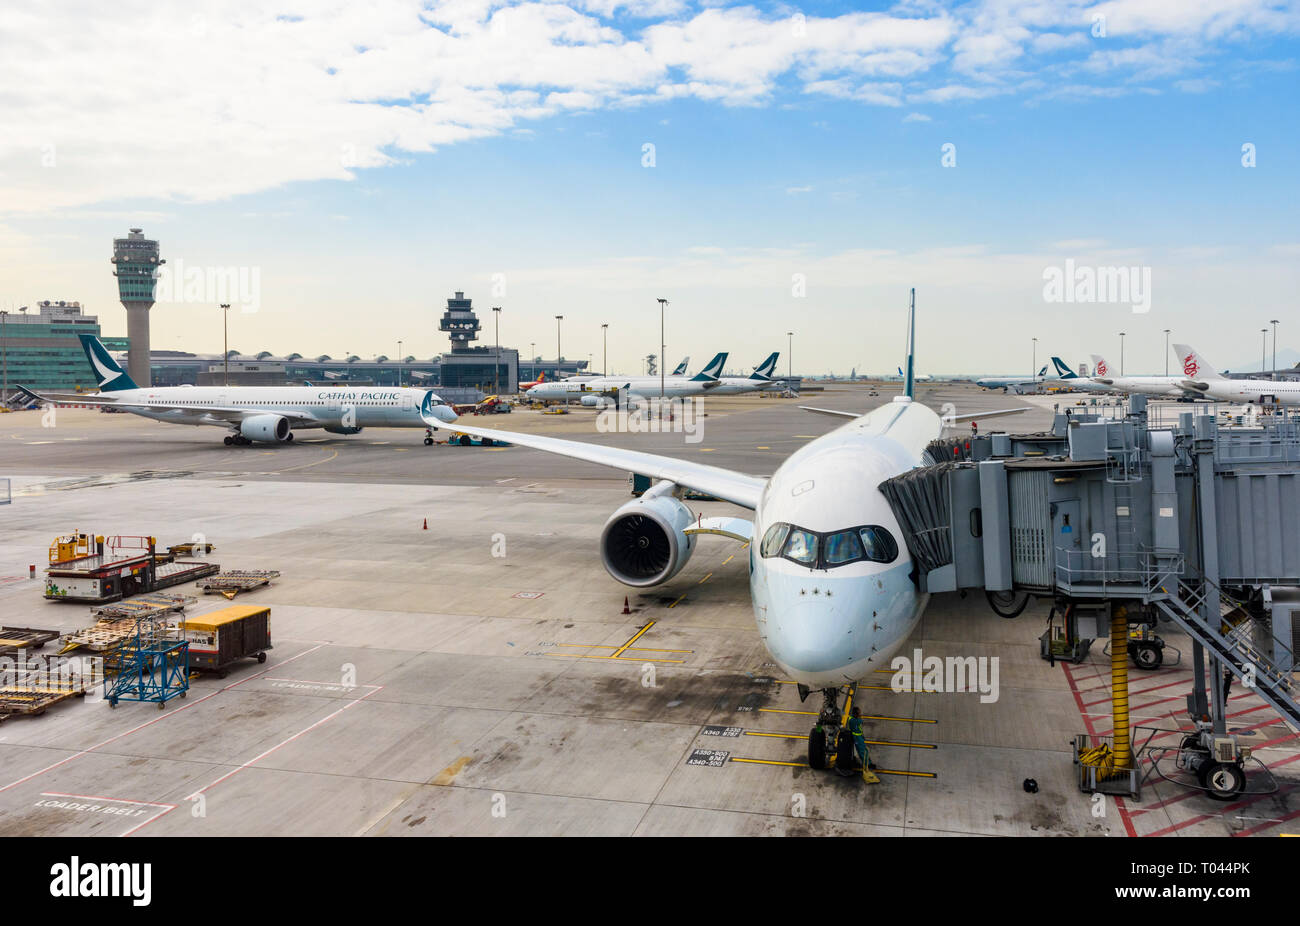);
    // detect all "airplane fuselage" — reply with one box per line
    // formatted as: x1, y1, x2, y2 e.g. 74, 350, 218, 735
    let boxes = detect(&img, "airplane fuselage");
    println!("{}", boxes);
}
102, 386, 443, 430
1199, 378, 1300, 407
748, 397, 939, 687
